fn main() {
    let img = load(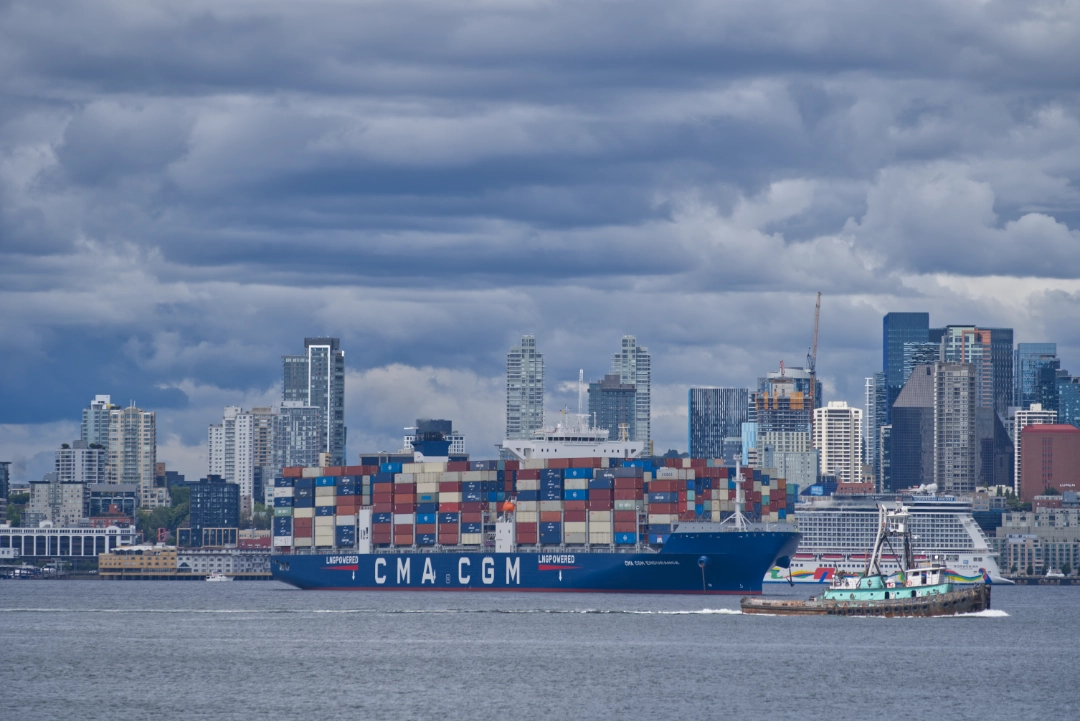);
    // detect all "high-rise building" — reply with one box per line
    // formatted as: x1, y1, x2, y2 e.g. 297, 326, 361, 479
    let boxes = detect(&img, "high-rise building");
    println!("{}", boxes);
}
754, 367, 820, 436
0, 461, 10, 500
687, 387, 748, 461
883, 312, 930, 424
81, 395, 118, 448
879, 425, 892, 493
1018, 425, 1080, 502
760, 445, 819, 490
107, 404, 165, 509
56, 440, 107, 484
1058, 375, 1080, 429
939, 325, 1014, 418
1015, 343, 1058, 409
590, 374, 638, 443
282, 337, 346, 466
273, 402, 323, 471
611, 336, 651, 446
902, 342, 939, 384
864, 372, 887, 481
506, 335, 544, 440
934, 363, 978, 494
28, 475, 86, 526
890, 364, 936, 492
208, 406, 256, 514
187, 475, 240, 545
812, 401, 863, 485
1013, 403, 1057, 494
